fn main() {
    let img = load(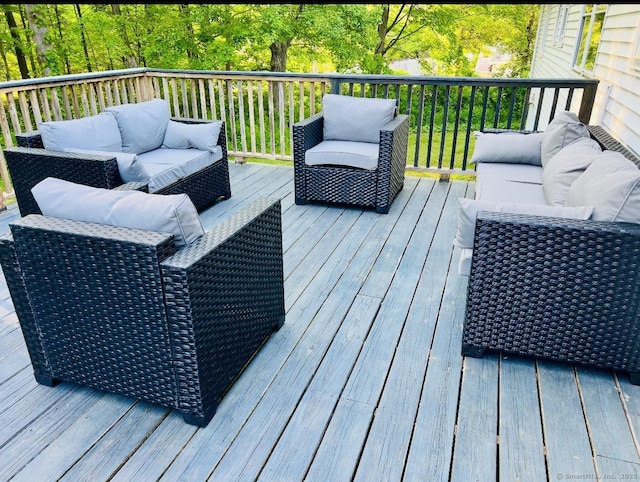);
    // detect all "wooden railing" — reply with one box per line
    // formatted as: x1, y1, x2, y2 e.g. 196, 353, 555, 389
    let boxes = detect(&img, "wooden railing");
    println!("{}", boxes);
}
0, 68, 599, 208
